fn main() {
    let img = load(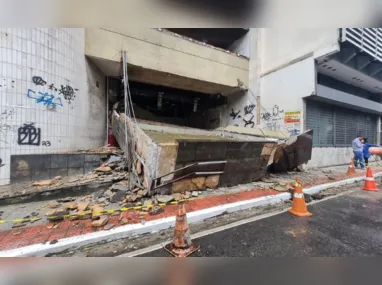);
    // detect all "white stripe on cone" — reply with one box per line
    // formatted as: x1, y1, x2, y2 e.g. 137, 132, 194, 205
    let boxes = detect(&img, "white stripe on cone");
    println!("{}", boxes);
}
365, 177, 375, 181
294, 193, 304, 199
